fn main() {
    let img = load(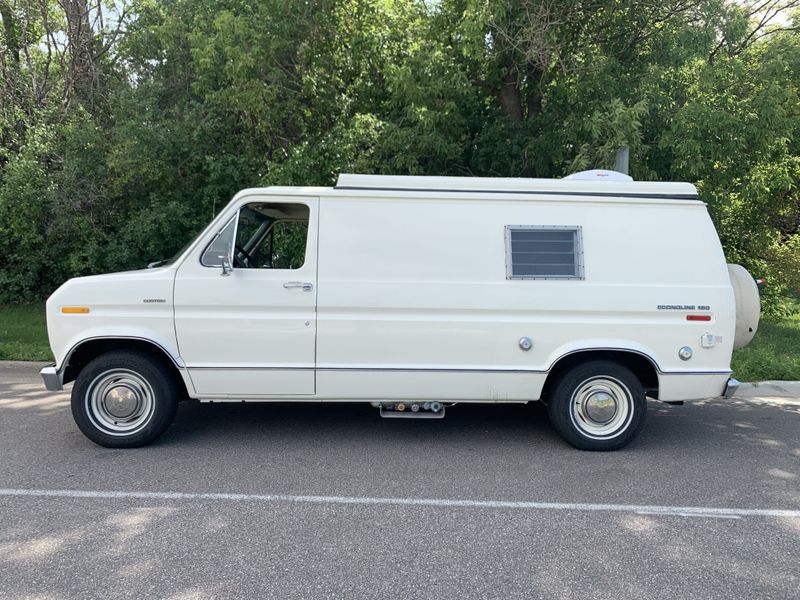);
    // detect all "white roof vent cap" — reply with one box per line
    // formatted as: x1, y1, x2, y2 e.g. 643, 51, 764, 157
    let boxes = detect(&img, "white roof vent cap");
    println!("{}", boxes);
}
564, 169, 633, 182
